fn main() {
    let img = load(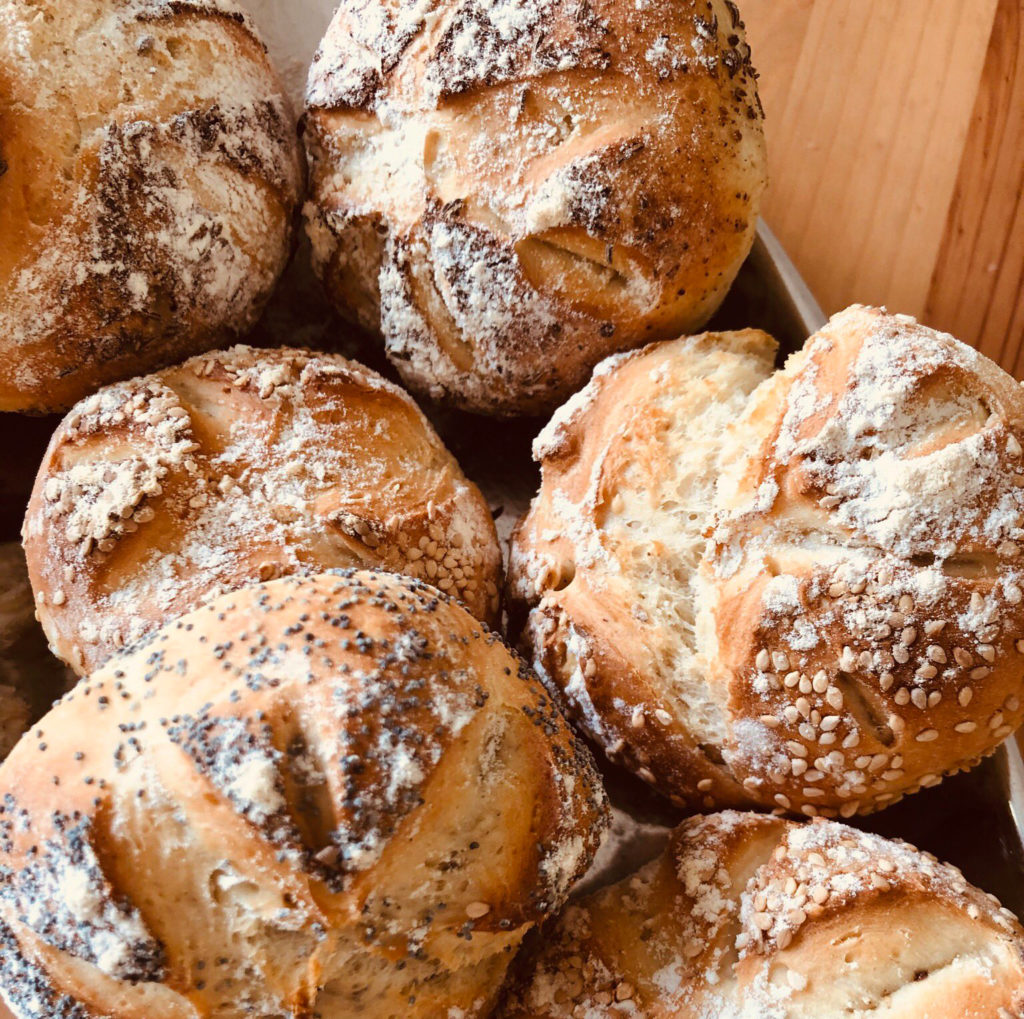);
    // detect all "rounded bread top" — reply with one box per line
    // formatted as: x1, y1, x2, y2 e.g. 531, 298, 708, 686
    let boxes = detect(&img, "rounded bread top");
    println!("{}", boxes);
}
303, 0, 766, 413
0, 0, 304, 412
503, 809, 1024, 1018
24, 345, 503, 676
0, 570, 607, 1018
